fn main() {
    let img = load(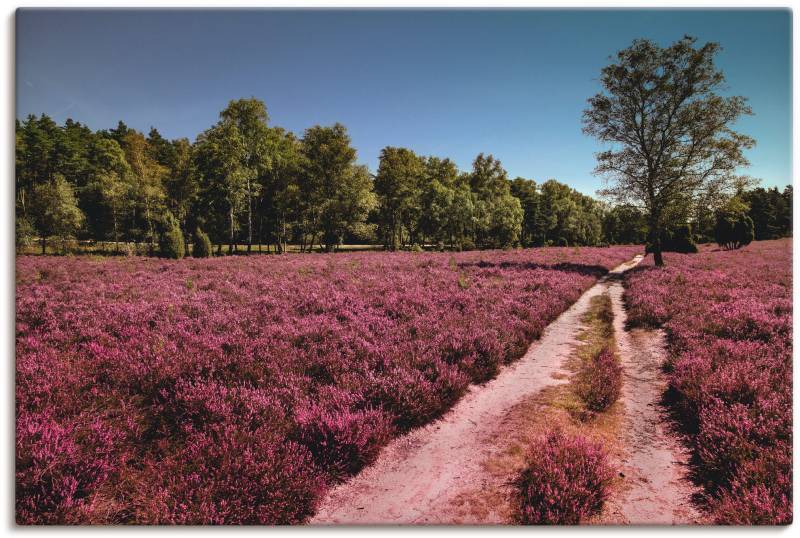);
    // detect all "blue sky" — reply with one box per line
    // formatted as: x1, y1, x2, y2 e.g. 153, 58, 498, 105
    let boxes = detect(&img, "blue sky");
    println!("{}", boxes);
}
16, 9, 792, 195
